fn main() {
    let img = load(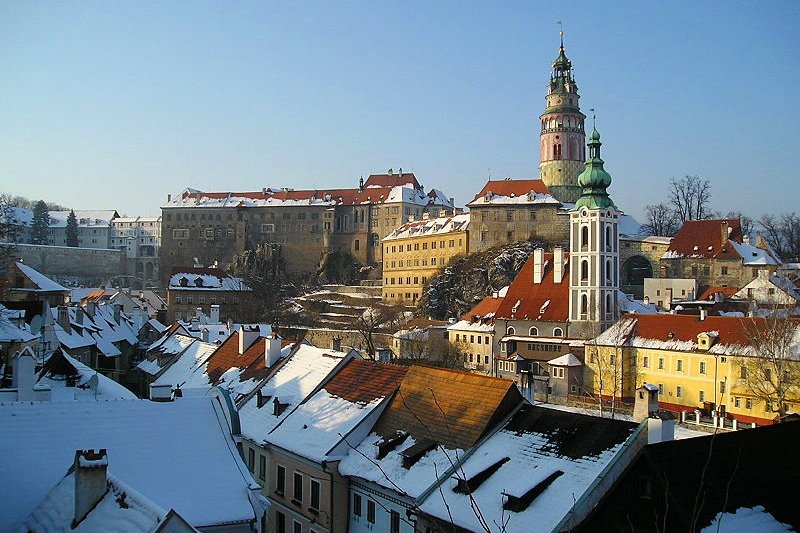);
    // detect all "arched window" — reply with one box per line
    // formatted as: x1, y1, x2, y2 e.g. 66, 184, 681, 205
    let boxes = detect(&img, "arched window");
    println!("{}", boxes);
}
554, 143, 563, 160
581, 260, 589, 281
605, 293, 613, 318
529, 326, 538, 336
553, 327, 564, 337
581, 226, 589, 250
506, 326, 515, 335
606, 259, 612, 285
605, 225, 613, 251
580, 294, 588, 316
371, 233, 380, 246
